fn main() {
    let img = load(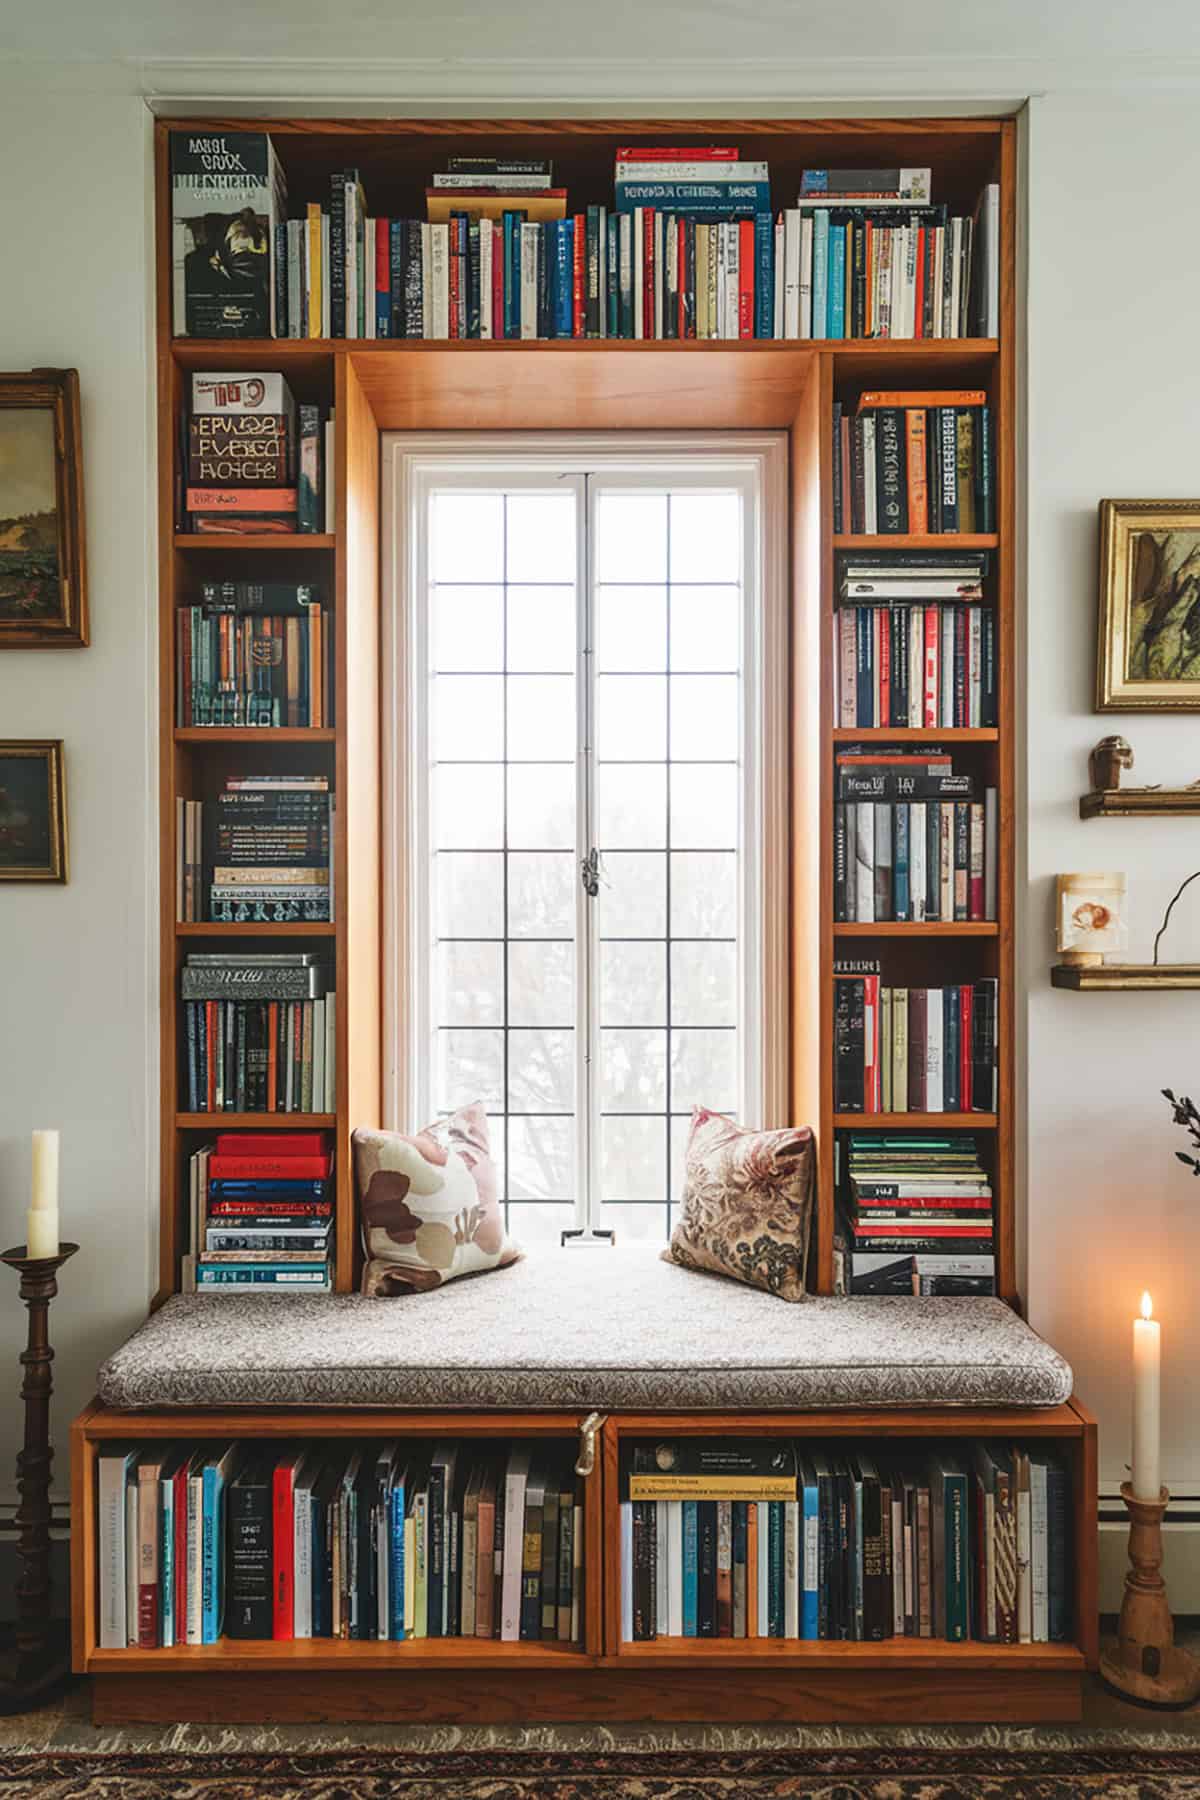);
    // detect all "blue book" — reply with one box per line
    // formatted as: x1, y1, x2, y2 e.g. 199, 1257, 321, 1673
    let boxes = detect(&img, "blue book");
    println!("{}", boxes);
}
388, 1468, 407, 1640
754, 211, 774, 338
615, 179, 770, 215
799, 1457, 819, 1640
828, 224, 846, 339
894, 804, 910, 921
209, 1178, 331, 1198
553, 220, 573, 338
682, 1500, 698, 1637
812, 210, 830, 339
389, 220, 406, 338
200, 1445, 237, 1644
503, 212, 524, 339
